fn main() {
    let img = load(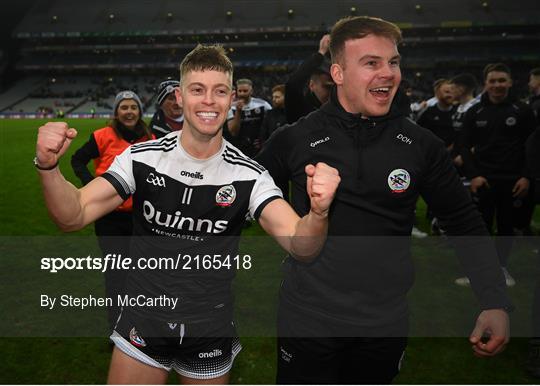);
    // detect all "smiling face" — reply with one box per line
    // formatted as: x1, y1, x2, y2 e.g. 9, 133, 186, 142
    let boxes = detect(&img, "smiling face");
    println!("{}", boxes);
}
176, 69, 233, 140
330, 34, 401, 117
485, 70, 512, 104
115, 99, 140, 129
